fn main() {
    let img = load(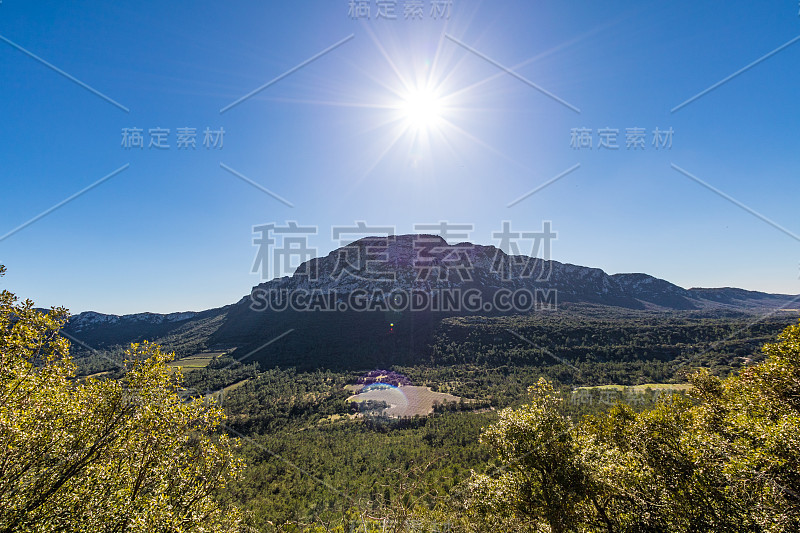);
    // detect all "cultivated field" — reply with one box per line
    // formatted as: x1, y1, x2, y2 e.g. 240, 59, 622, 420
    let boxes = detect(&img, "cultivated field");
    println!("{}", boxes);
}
575, 383, 692, 392
347, 384, 461, 417
168, 352, 225, 371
